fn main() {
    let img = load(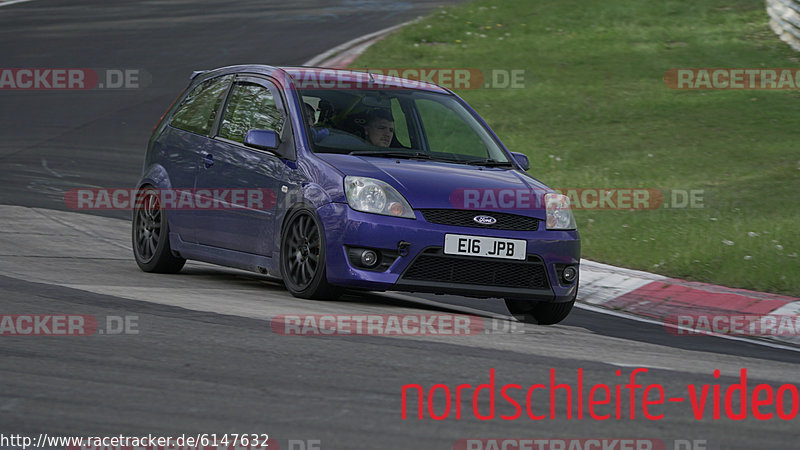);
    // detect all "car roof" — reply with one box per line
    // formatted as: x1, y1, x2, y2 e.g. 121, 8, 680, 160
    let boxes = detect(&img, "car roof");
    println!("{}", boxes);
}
191, 65, 451, 94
